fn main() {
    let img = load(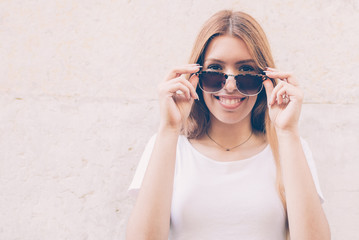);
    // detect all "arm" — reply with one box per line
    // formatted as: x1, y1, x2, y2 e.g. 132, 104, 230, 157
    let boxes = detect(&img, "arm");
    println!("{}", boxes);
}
126, 65, 200, 240
126, 129, 179, 240
263, 68, 330, 240
277, 130, 330, 240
